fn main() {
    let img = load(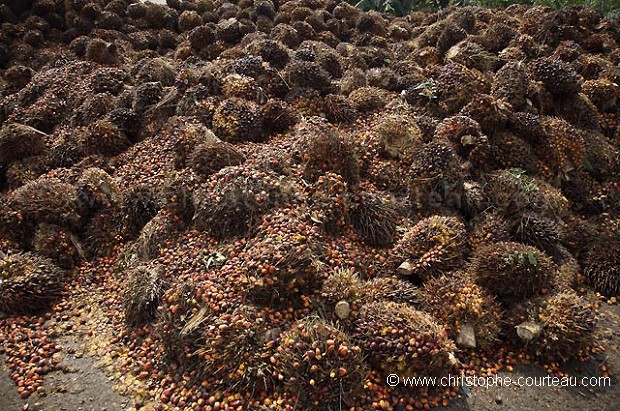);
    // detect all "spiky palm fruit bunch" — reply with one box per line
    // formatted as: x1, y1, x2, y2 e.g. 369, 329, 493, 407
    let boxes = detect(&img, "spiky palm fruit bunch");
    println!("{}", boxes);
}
554, 93, 601, 132
445, 41, 498, 73
160, 170, 198, 225
320, 268, 366, 324
421, 274, 501, 350
275, 316, 365, 410
242, 209, 323, 305
483, 169, 544, 218
82, 207, 124, 259
133, 212, 177, 262
212, 97, 264, 143
468, 211, 511, 251
120, 186, 160, 240
390, 216, 468, 282
85, 119, 131, 157
221, 74, 260, 101
583, 240, 620, 297
260, 99, 298, 134
8, 177, 79, 227
434, 116, 490, 168
491, 61, 529, 111
519, 292, 597, 362
75, 167, 118, 217
353, 301, 456, 378
284, 58, 332, 94
293, 117, 360, 185
435, 61, 489, 114
0, 123, 47, 167
196, 305, 275, 392
0, 252, 65, 314
365, 276, 421, 306
375, 114, 424, 164
5, 156, 50, 189
531, 57, 582, 97
323, 94, 358, 124
582, 132, 620, 181
538, 117, 586, 176
347, 86, 388, 113
581, 79, 618, 112
33, 223, 82, 269
511, 212, 562, 252
157, 282, 207, 366
348, 191, 397, 248
458, 94, 512, 136
193, 166, 295, 238
470, 242, 556, 301
171, 120, 220, 169
408, 142, 463, 212
188, 140, 246, 177
123, 265, 166, 327
307, 172, 349, 234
